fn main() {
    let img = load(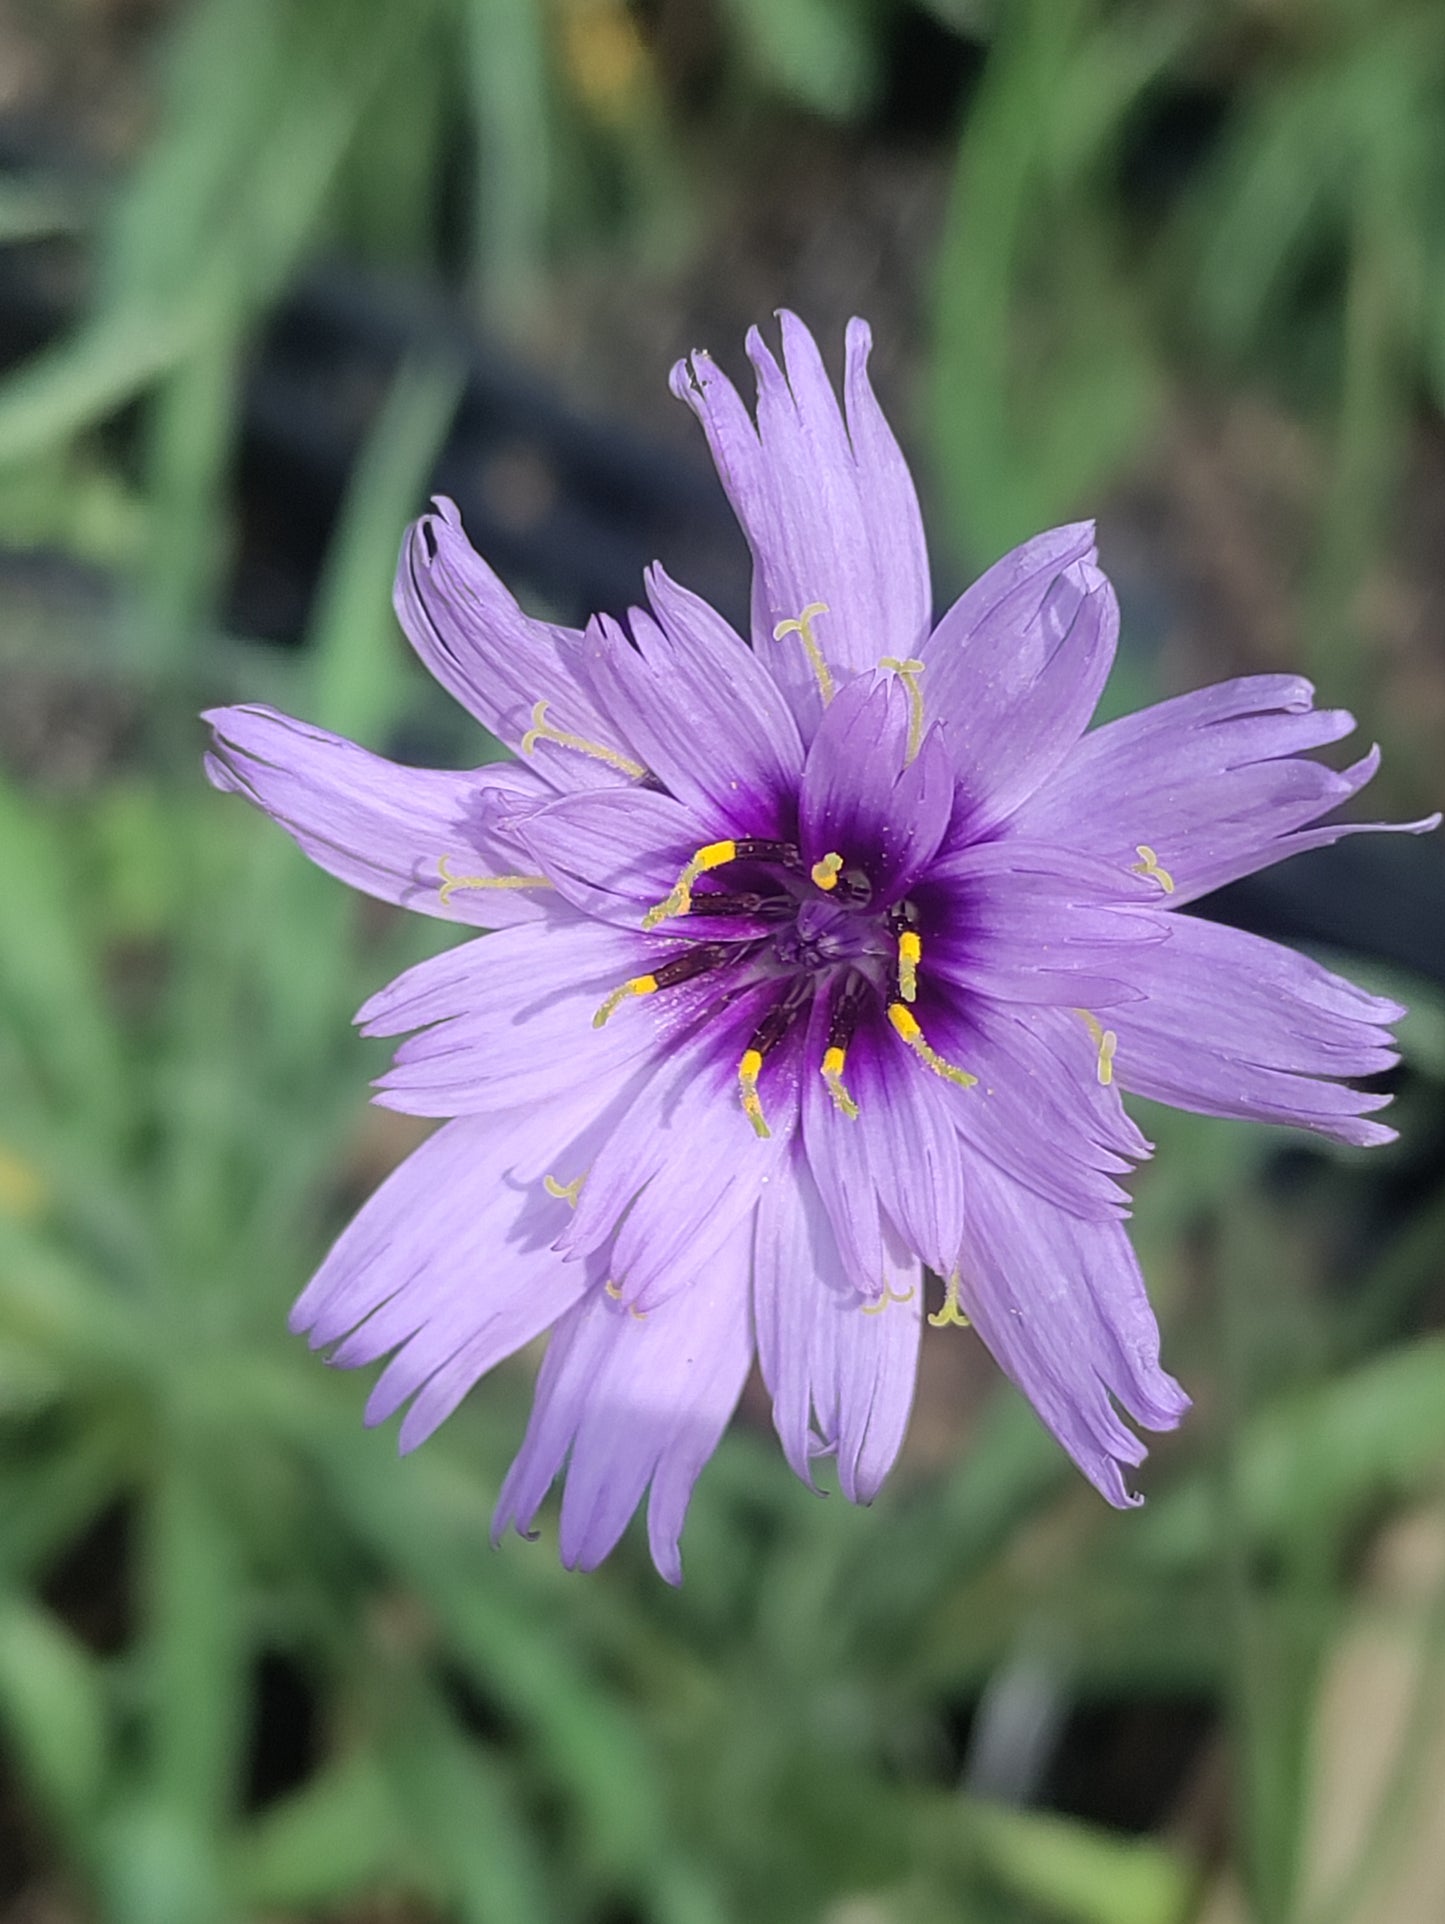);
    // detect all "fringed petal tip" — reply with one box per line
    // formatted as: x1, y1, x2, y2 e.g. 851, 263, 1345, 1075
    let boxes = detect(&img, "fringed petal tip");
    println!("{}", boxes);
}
841, 307, 873, 345
1084, 1376, 1193, 1508
403, 493, 464, 555
202, 748, 236, 794
668, 348, 718, 409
